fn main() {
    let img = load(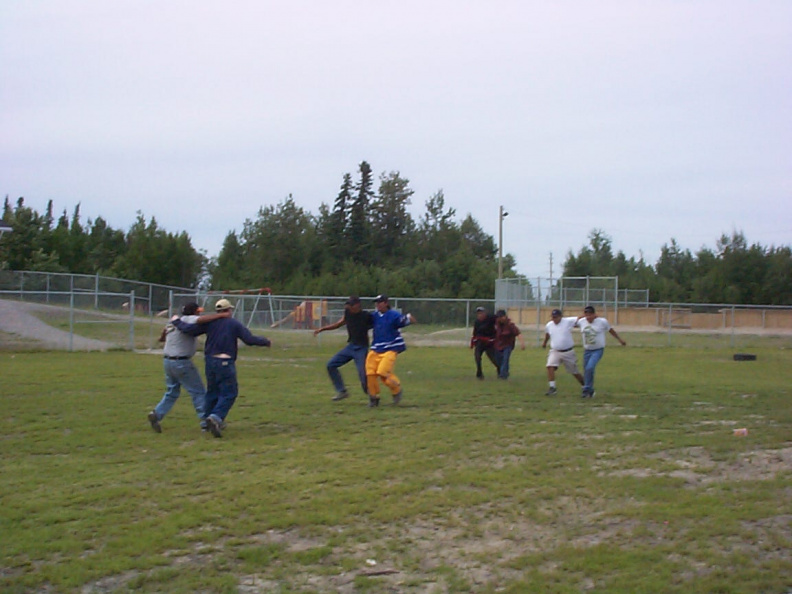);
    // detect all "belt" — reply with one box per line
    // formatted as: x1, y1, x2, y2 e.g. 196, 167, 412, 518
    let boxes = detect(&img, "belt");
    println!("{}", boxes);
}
556, 347, 574, 352
164, 355, 190, 360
